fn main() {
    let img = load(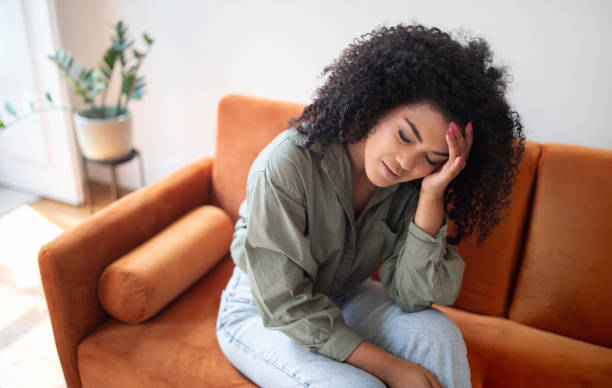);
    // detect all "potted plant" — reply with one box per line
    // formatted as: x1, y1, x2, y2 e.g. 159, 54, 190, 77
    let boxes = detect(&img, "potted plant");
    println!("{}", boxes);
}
0, 20, 154, 160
